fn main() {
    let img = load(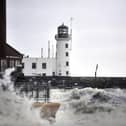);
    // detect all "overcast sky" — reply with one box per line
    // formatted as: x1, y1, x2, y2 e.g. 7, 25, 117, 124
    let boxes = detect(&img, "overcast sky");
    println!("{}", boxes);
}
7, 0, 126, 77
